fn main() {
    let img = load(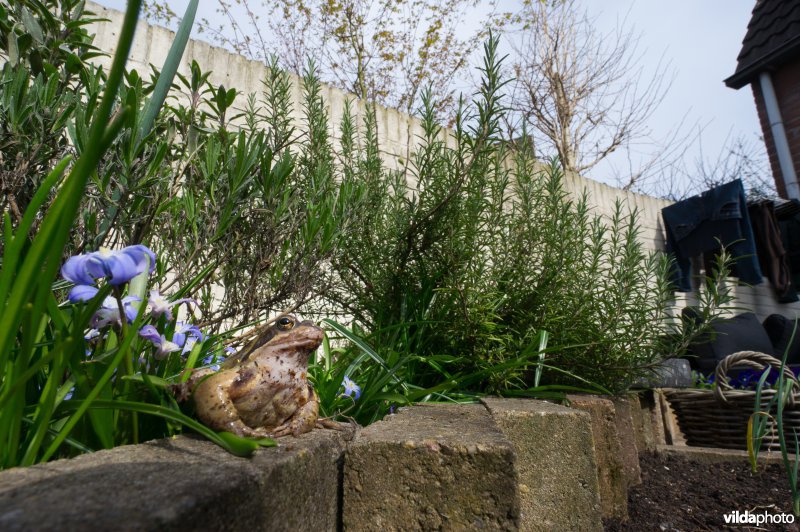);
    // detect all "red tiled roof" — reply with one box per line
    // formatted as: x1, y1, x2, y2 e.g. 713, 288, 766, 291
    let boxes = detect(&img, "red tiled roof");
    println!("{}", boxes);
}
725, 0, 800, 89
